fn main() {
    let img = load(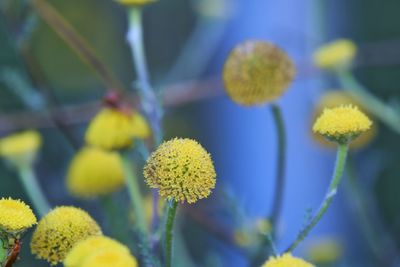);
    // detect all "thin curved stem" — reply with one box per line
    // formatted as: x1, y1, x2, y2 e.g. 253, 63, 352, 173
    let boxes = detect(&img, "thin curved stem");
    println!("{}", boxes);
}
18, 167, 51, 217
122, 155, 148, 233
286, 143, 349, 252
270, 104, 287, 228
338, 70, 400, 134
165, 200, 178, 267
